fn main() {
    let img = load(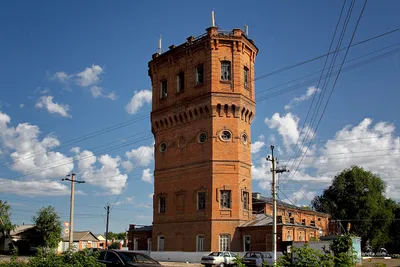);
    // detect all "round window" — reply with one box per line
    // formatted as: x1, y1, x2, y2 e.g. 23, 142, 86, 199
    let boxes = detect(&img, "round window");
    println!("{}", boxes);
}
159, 142, 167, 153
220, 130, 232, 141
241, 133, 248, 144
198, 132, 208, 143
